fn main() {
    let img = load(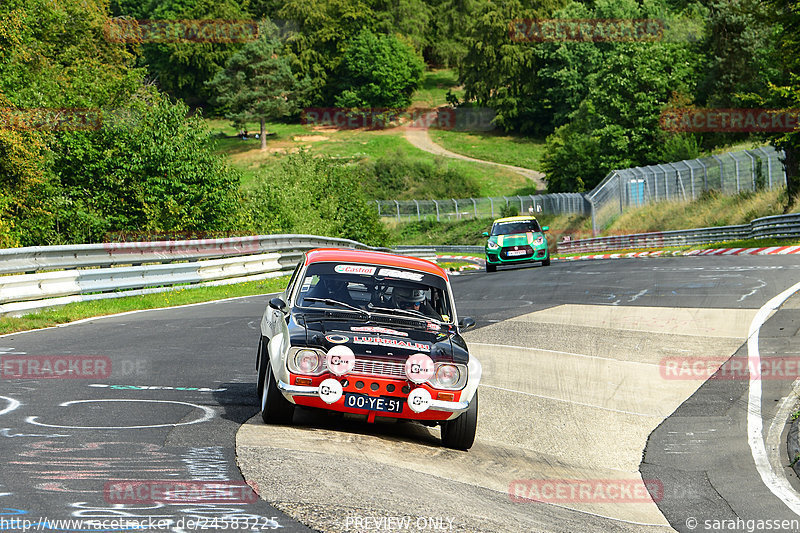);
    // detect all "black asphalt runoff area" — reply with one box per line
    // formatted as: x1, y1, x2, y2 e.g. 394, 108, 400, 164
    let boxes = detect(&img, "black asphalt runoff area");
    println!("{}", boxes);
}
1, 255, 800, 532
